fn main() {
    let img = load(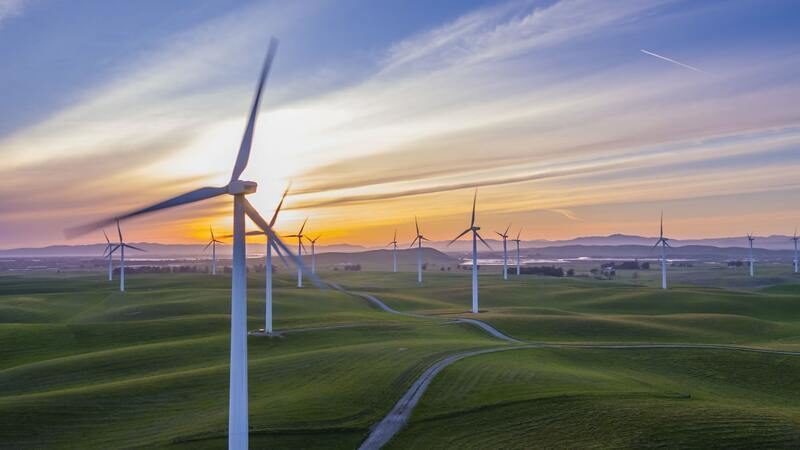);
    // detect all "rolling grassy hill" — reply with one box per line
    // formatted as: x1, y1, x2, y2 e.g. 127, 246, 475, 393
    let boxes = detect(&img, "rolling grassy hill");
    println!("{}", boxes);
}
1, 269, 799, 448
